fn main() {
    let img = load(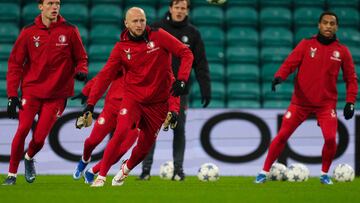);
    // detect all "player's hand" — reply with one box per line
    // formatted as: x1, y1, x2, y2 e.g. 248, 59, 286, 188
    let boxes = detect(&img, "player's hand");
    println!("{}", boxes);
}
170, 80, 186, 96
7, 97, 22, 119
76, 105, 94, 129
271, 77, 283, 92
201, 95, 211, 108
74, 72, 88, 82
343, 103, 355, 120
163, 111, 178, 131
71, 93, 88, 105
